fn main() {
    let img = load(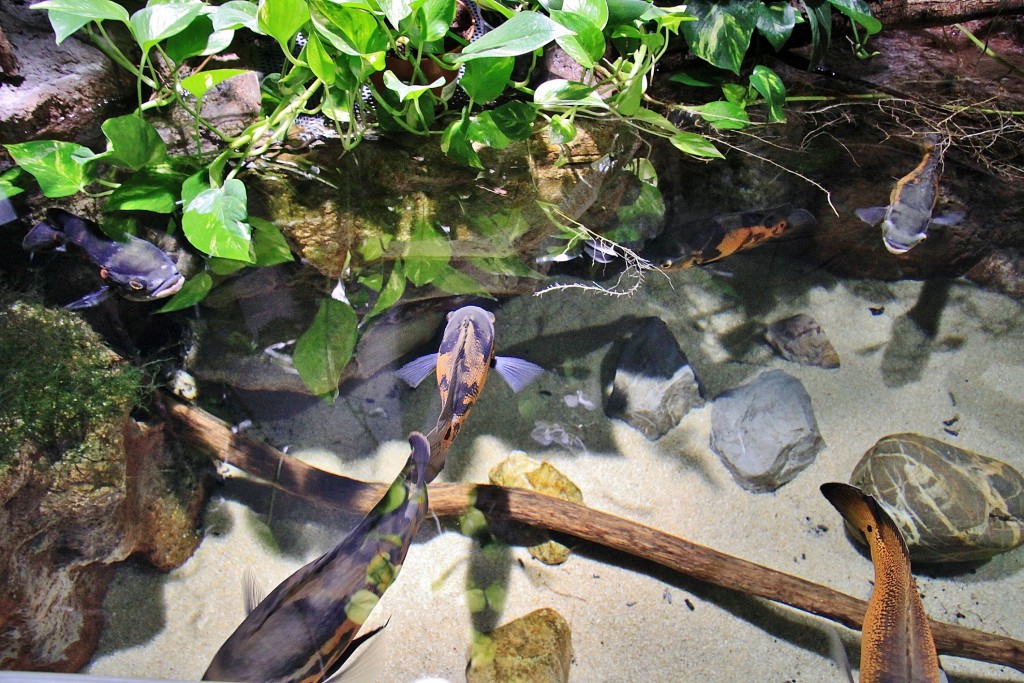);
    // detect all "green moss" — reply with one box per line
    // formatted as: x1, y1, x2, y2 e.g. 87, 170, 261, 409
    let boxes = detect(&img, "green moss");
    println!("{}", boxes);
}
0, 297, 142, 471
